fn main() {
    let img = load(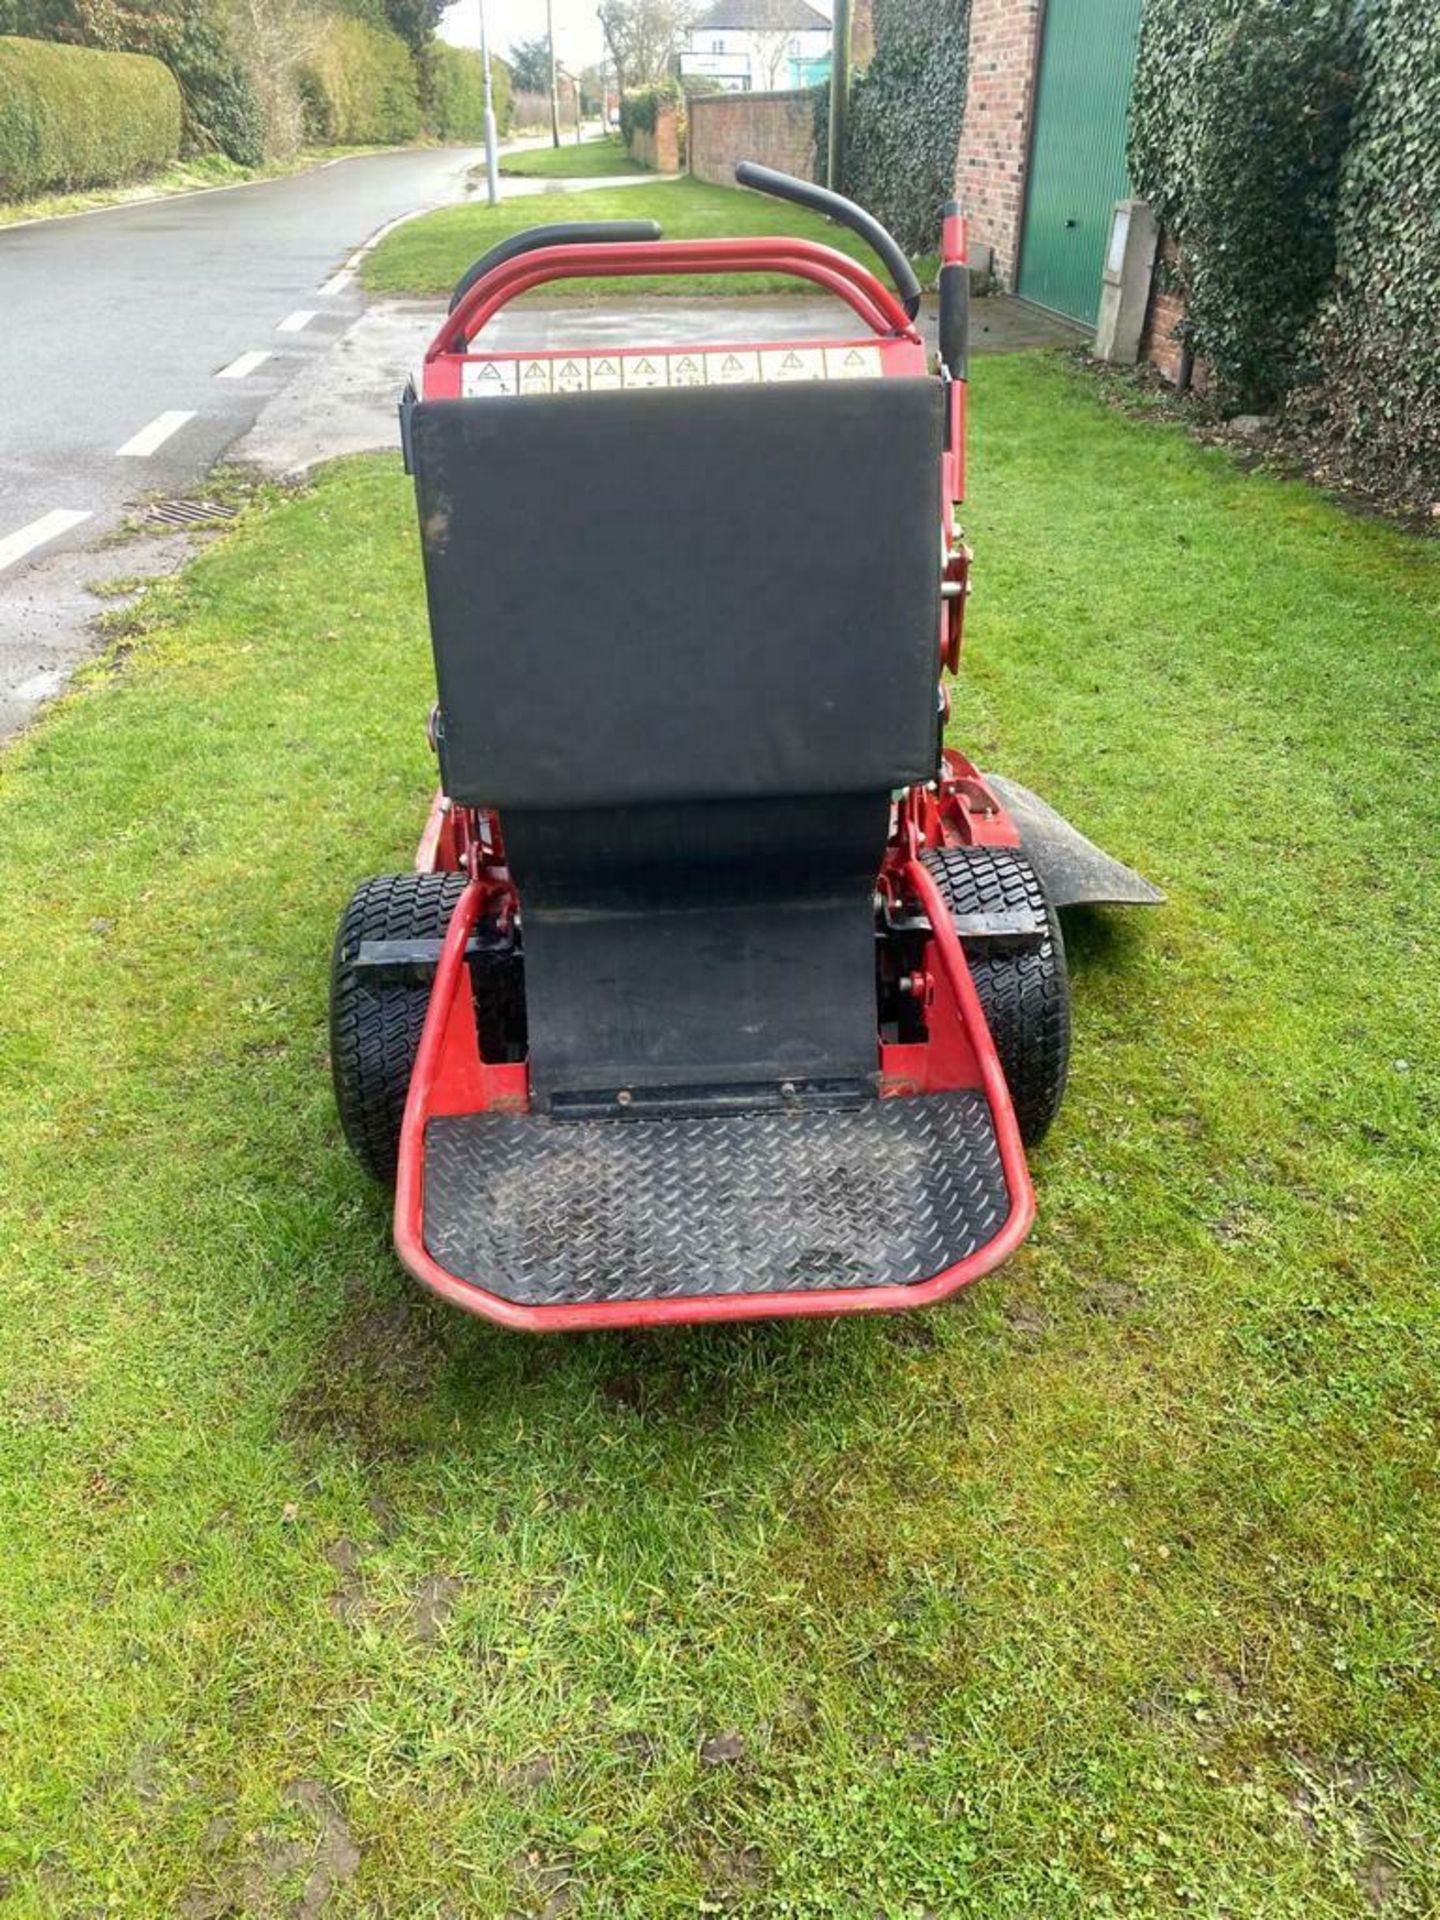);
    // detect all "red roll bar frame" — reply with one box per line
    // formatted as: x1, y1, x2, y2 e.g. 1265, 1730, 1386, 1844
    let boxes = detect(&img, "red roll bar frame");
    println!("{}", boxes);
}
430, 235, 922, 361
